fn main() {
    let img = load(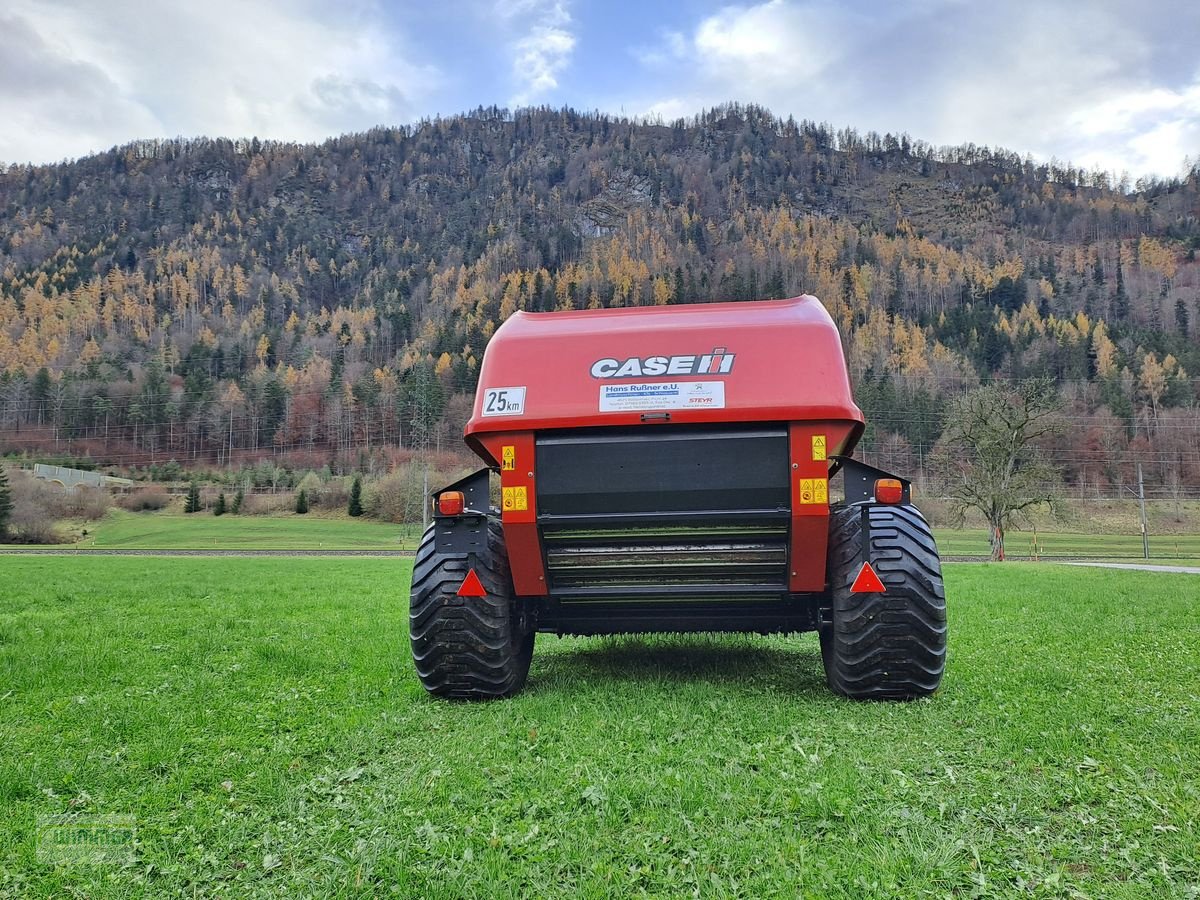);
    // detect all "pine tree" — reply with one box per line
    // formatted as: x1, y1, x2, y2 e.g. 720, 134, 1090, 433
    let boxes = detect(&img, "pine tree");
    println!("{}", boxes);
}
348, 476, 364, 517
1113, 250, 1129, 320
31, 368, 52, 425
295, 489, 309, 514
214, 493, 227, 516
0, 465, 14, 540
184, 482, 201, 514
232, 486, 245, 514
